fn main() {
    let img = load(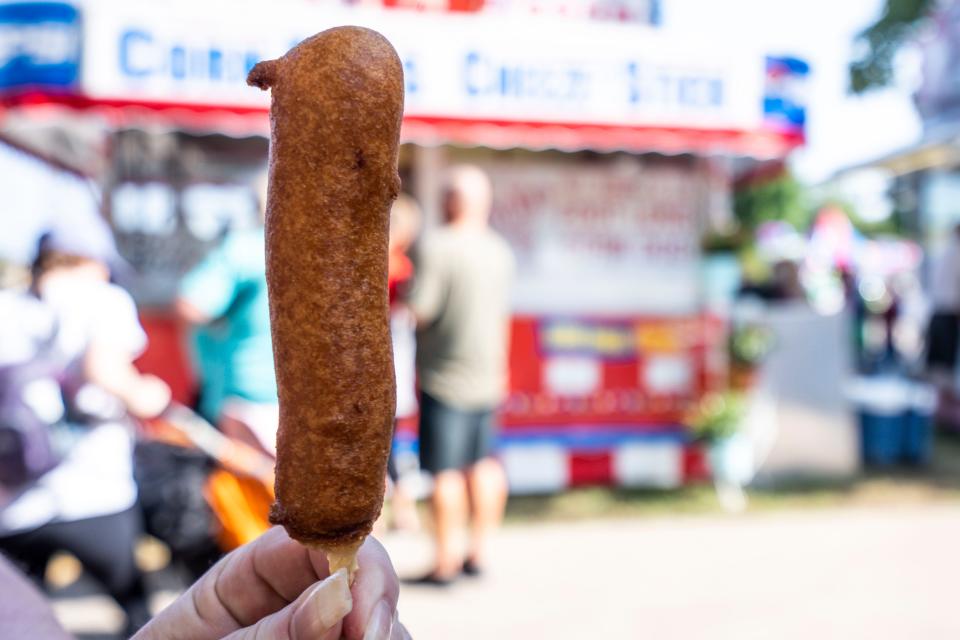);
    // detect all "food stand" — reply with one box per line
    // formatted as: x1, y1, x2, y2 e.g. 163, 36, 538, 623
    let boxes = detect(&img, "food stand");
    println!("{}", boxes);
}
0, 0, 807, 492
